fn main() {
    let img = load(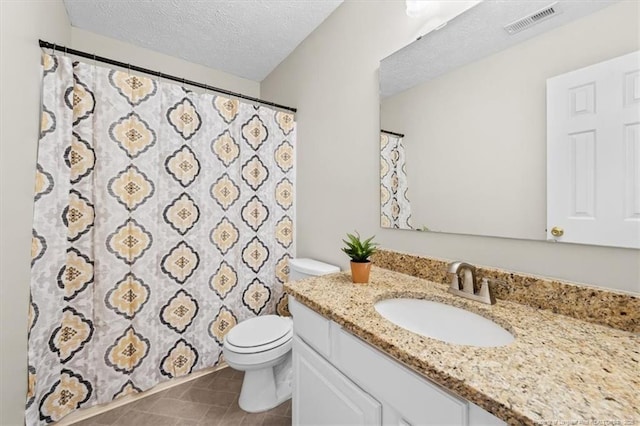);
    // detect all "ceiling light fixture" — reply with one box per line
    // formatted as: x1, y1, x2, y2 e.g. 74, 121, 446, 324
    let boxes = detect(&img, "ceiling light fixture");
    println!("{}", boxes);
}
405, 0, 441, 18
408, 1, 484, 40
